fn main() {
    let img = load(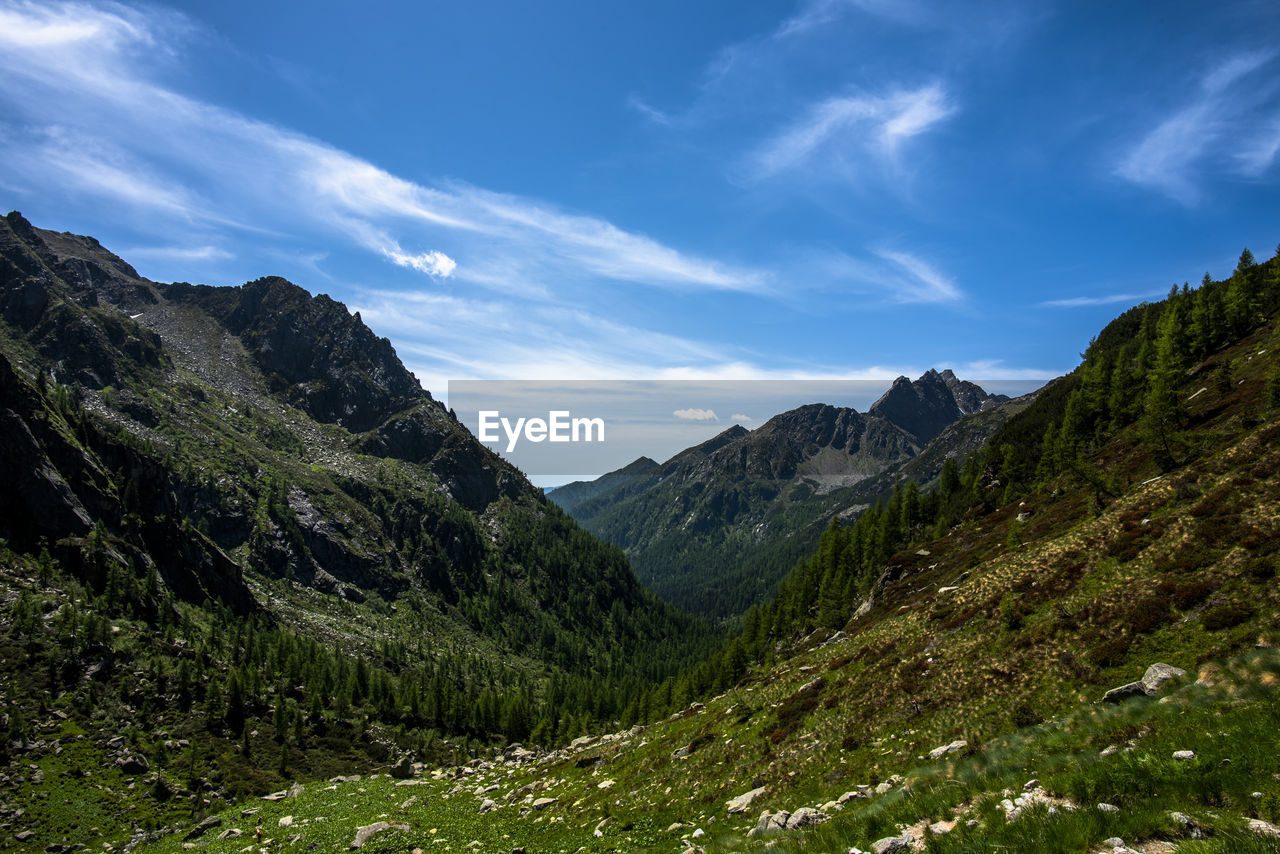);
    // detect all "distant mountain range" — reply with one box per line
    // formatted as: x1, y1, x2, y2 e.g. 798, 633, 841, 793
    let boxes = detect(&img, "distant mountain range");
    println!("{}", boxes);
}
550, 369, 1028, 620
